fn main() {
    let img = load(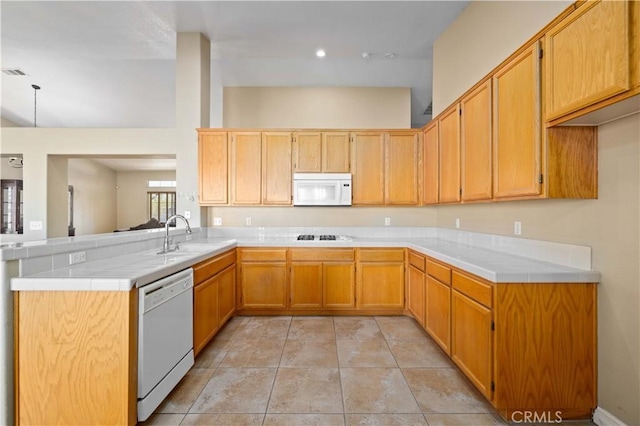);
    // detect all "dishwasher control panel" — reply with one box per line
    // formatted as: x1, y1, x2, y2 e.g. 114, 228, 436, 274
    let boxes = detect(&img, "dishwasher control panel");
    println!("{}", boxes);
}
140, 269, 194, 314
